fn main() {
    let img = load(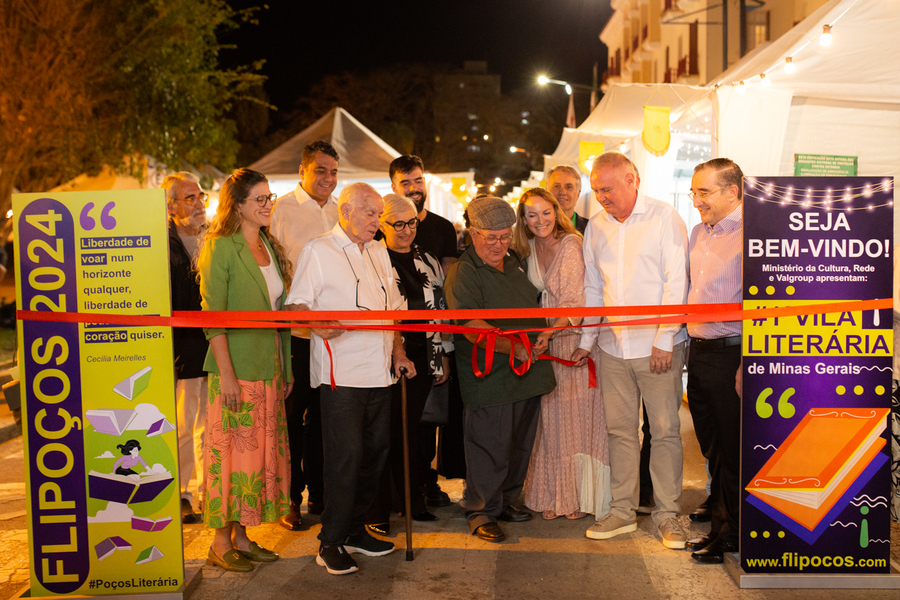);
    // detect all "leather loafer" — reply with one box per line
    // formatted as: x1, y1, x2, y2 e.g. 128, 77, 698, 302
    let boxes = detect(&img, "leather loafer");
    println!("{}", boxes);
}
686, 535, 714, 550
366, 522, 390, 536
307, 500, 325, 516
238, 541, 279, 562
423, 484, 452, 508
691, 539, 738, 564
689, 499, 712, 523
498, 505, 533, 522
278, 502, 302, 531
474, 522, 506, 543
